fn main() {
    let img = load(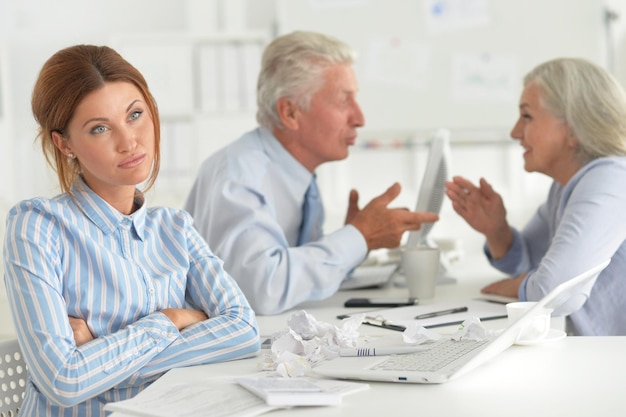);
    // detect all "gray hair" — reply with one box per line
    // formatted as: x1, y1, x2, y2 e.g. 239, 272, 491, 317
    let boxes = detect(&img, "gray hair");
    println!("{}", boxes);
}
256, 31, 356, 130
524, 57, 626, 162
